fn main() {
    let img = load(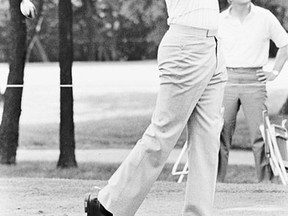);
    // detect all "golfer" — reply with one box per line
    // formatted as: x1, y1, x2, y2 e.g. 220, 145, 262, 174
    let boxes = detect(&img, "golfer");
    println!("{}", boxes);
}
217, 0, 288, 182
85, 0, 227, 215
